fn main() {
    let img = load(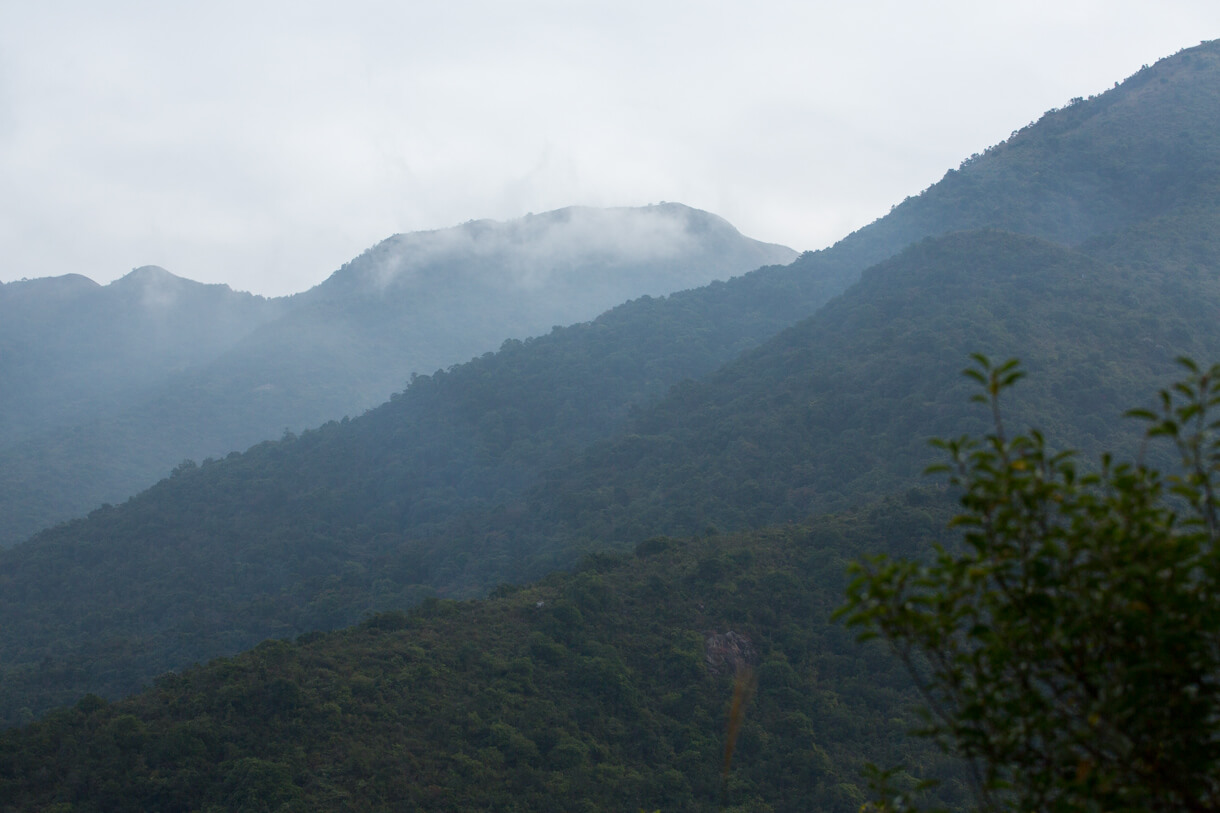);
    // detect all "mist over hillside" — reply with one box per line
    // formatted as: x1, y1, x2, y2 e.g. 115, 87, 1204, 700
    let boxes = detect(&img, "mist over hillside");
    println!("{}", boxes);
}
2, 40, 1218, 726
2, 43, 1220, 811
8, 38, 1216, 551
310, 203, 783, 302
0, 267, 283, 448
0, 204, 793, 547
